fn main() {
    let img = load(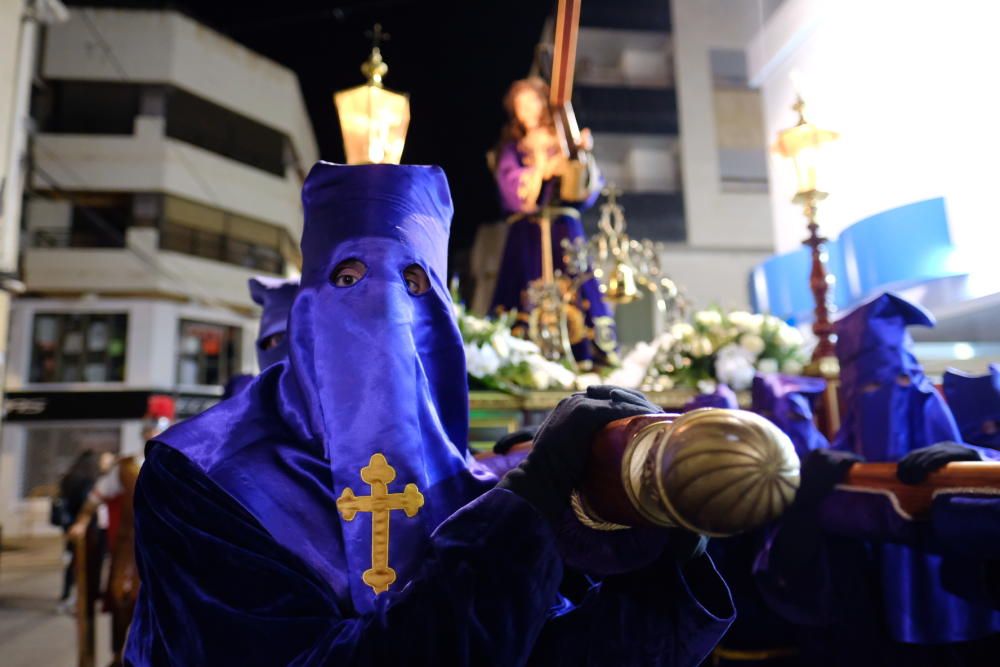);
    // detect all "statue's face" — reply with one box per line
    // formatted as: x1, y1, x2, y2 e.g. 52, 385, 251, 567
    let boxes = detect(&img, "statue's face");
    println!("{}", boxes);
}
513, 88, 545, 131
